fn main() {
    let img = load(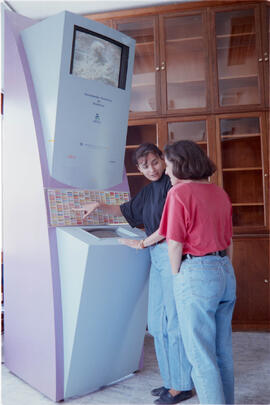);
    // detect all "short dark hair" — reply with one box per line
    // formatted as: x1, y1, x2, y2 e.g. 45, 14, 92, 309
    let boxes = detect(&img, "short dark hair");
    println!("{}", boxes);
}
164, 140, 216, 180
133, 143, 163, 165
